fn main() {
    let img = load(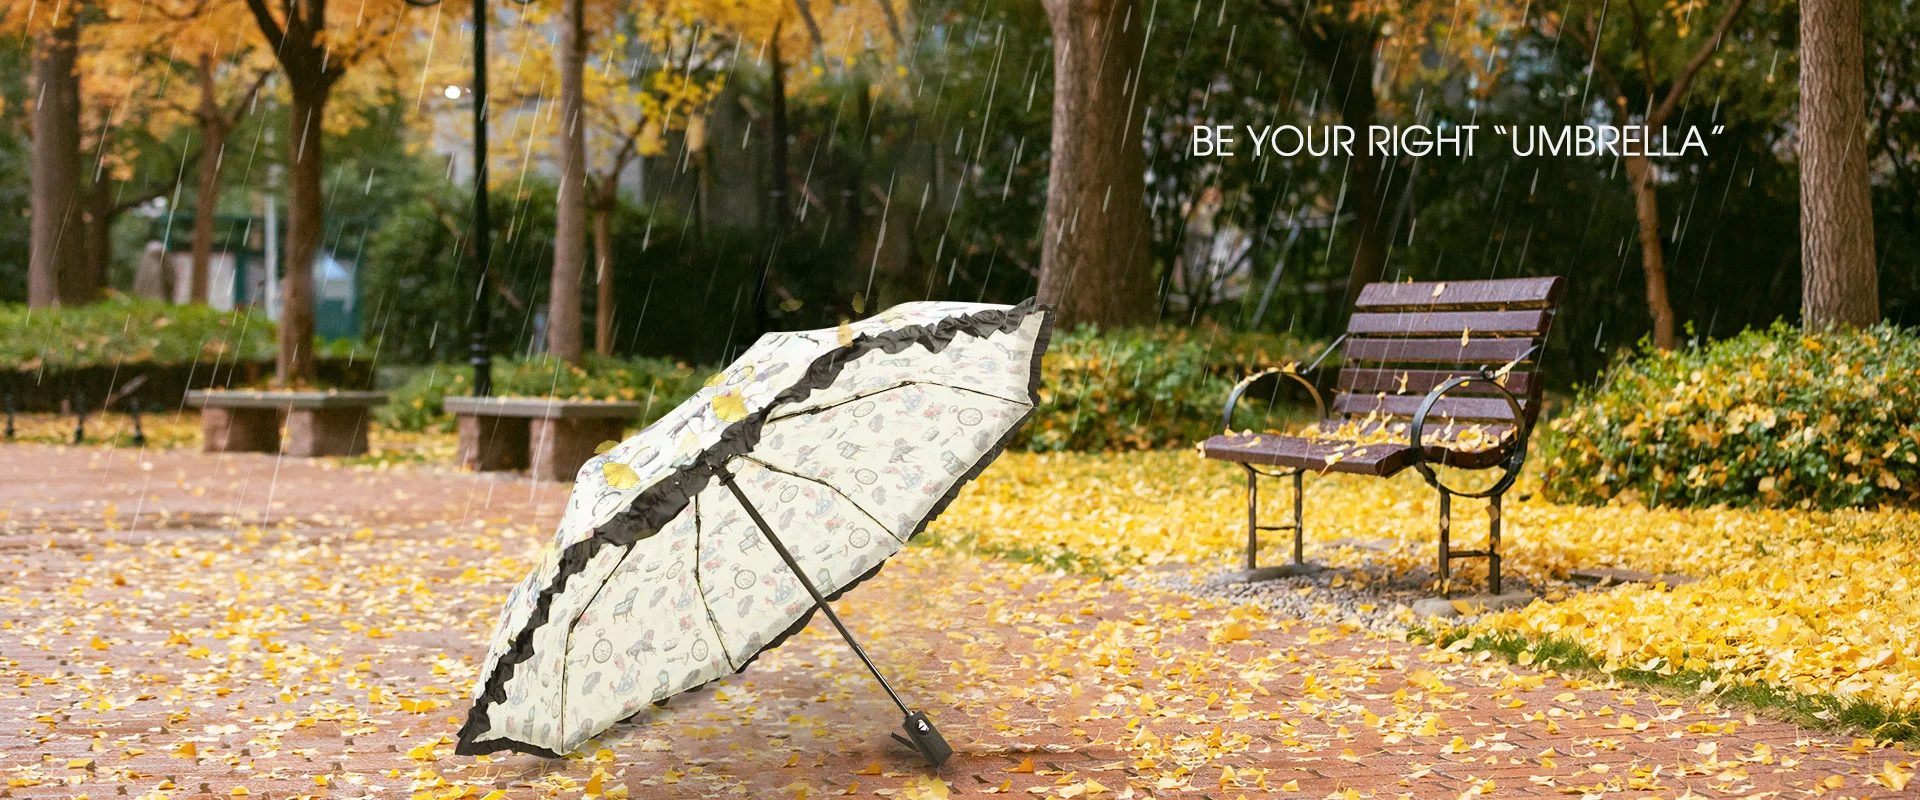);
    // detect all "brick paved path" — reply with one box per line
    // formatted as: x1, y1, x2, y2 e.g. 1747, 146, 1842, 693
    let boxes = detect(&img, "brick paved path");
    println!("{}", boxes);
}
2, 444, 1913, 799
